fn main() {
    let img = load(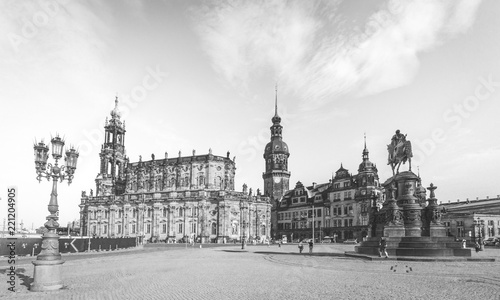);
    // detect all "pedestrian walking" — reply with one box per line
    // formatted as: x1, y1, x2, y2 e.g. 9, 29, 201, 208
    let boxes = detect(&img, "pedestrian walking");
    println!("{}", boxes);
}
267, 239, 270, 247
379, 237, 389, 258
308, 240, 314, 254
278, 240, 281, 248
298, 241, 304, 253
475, 242, 481, 253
